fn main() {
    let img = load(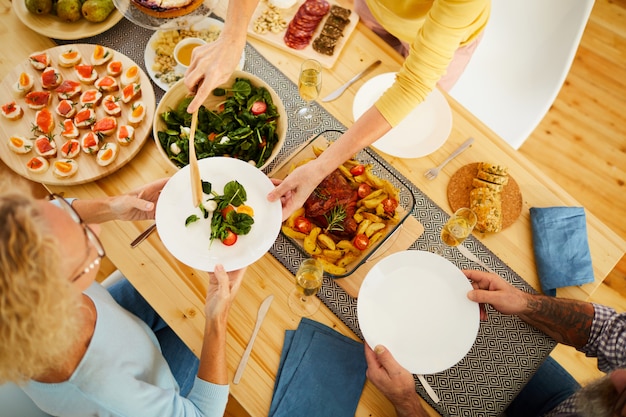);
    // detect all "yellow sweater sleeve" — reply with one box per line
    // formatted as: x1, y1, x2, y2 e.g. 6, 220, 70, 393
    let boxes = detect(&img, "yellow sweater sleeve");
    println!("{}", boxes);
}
368, 0, 490, 127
